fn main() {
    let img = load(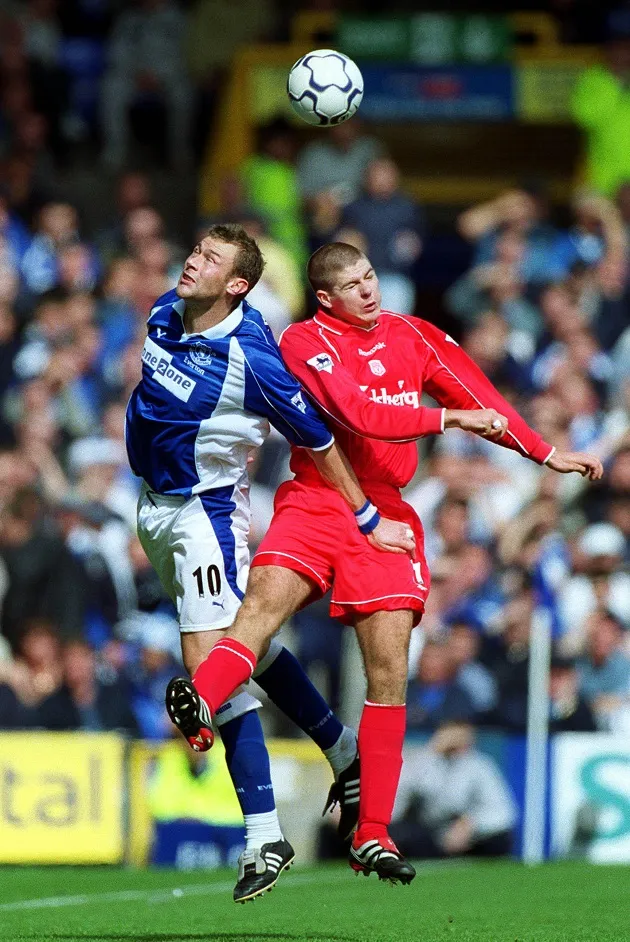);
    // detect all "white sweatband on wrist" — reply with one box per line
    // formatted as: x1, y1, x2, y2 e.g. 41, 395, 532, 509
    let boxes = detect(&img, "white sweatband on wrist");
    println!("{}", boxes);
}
354, 499, 381, 535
